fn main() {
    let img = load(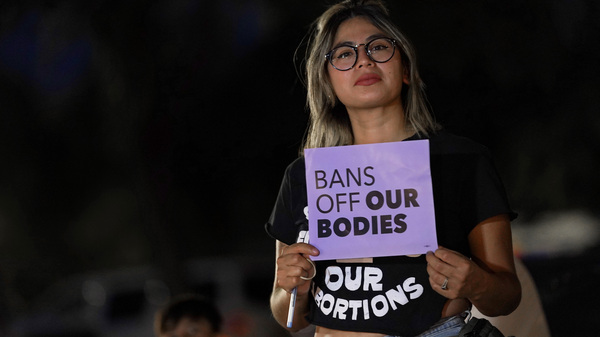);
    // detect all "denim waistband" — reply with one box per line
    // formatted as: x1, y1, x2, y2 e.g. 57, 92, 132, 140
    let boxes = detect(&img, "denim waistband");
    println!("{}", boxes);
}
385, 310, 471, 337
